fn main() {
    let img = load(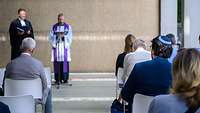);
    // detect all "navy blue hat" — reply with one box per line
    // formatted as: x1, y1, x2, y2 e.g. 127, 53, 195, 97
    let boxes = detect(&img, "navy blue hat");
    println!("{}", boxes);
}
151, 35, 173, 58
158, 35, 172, 45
